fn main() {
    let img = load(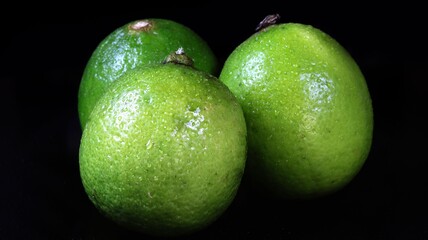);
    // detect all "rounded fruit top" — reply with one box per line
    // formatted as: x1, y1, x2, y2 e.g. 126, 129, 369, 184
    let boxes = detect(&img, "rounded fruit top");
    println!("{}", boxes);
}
79, 61, 247, 237
220, 19, 373, 199
78, 18, 218, 128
